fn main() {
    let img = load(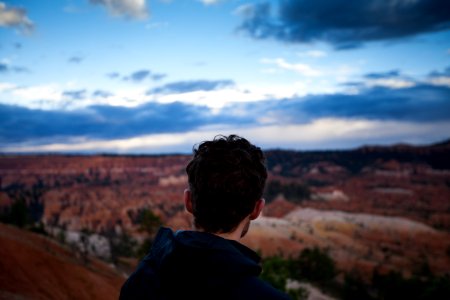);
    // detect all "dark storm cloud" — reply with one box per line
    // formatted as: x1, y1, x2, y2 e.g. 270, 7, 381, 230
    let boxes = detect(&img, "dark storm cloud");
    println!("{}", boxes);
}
0, 101, 247, 144
63, 89, 87, 100
300, 84, 450, 122
238, 0, 450, 49
68, 56, 84, 63
123, 69, 167, 82
240, 83, 450, 123
149, 79, 235, 94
